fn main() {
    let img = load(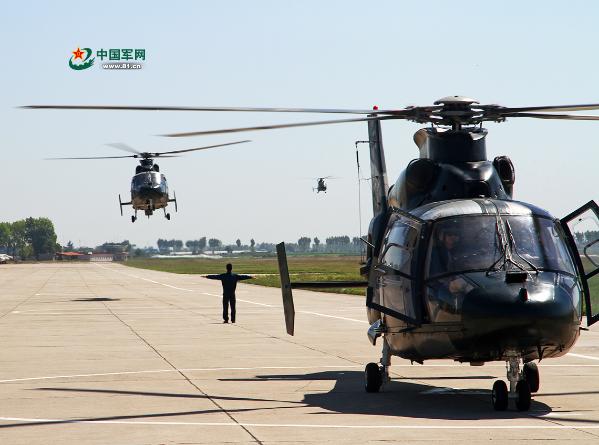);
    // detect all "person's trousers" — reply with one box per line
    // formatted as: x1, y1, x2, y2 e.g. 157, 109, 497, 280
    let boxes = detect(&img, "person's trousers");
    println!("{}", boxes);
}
222, 295, 236, 322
